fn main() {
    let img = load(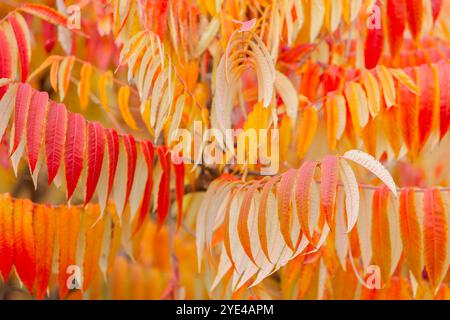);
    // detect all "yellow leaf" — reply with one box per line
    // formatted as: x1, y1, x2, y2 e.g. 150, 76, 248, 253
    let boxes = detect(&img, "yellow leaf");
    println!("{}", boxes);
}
118, 85, 138, 130
344, 82, 369, 133
361, 71, 381, 117
377, 66, 396, 108
389, 68, 420, 95
57, 56, 75, 101
78, 63, 93, 110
